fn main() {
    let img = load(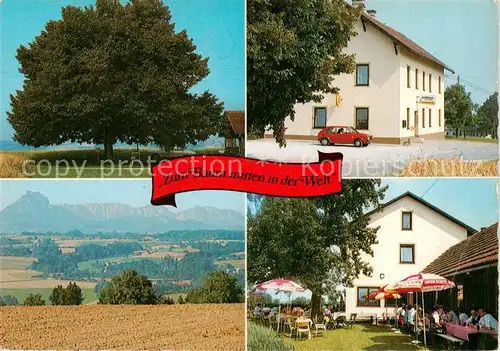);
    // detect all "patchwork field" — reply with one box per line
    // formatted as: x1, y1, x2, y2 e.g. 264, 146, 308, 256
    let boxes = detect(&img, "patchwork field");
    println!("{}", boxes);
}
0, 304, 244, 350
1, 256, 97, 304
216, 259, 245, 269
0, 287, 97, 304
